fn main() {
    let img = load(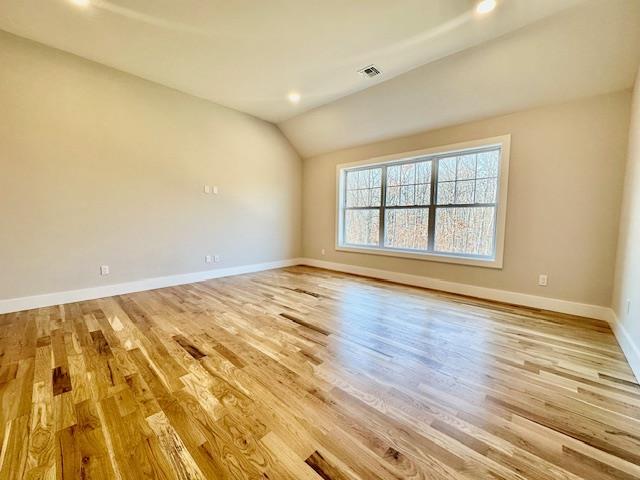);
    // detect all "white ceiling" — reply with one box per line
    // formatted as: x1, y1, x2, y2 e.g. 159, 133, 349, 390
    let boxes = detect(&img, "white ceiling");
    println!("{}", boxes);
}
280, 0, 640, 157
0, 0, 584, 123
